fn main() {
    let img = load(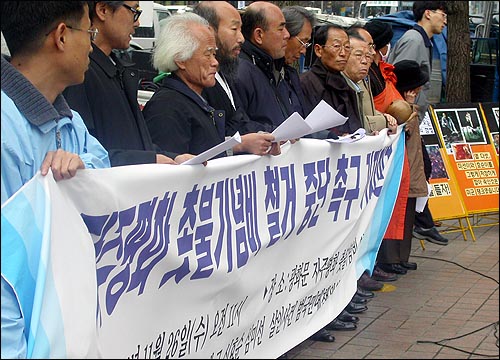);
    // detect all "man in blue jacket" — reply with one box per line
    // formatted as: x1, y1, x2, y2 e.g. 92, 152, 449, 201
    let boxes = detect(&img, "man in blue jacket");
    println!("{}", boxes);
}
1, 2, 110, 357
